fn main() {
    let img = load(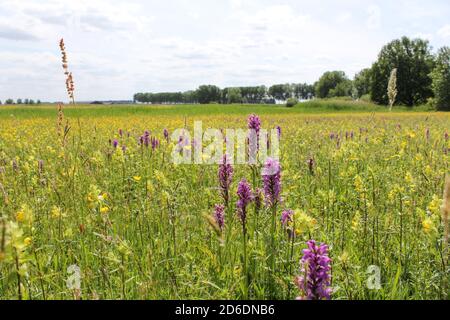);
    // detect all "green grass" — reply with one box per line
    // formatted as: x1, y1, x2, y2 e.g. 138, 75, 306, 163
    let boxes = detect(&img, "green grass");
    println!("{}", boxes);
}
0, 104, 448, 300
0, 99, 437, 119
